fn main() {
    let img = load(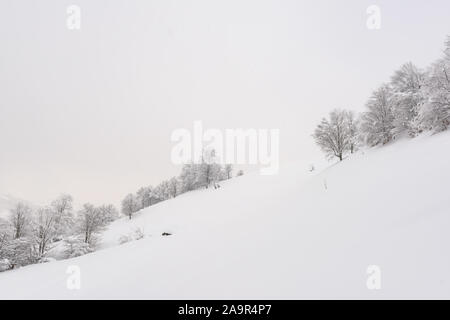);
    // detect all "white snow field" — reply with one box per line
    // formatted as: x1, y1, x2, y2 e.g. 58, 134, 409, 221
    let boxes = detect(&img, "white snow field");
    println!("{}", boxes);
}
1, 132, 450, 299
